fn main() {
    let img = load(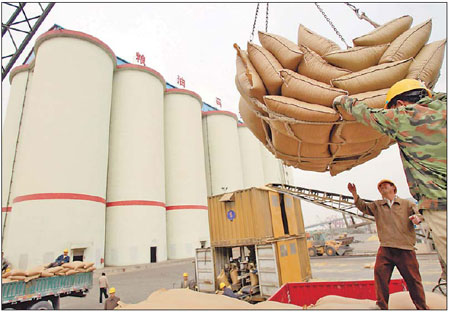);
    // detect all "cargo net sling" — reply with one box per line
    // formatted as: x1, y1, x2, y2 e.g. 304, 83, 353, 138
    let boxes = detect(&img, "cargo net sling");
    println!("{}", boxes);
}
235, 8, 446, 176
